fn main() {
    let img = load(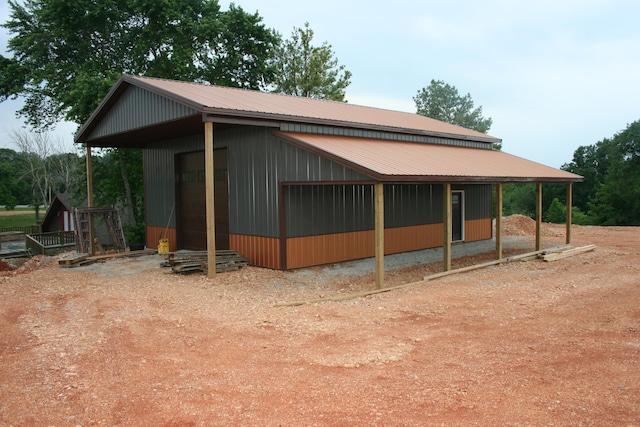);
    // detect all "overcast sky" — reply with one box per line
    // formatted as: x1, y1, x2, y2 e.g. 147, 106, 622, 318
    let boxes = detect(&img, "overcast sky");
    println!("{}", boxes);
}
1, 0, 639, 168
